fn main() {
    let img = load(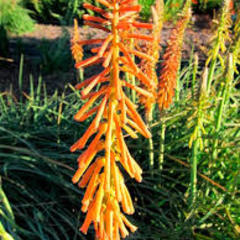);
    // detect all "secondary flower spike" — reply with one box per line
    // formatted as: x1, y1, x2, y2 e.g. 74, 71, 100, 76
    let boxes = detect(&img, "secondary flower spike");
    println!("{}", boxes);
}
71, 0, 153, 239
138, 0, 164, 121
158, 3, 191, 110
